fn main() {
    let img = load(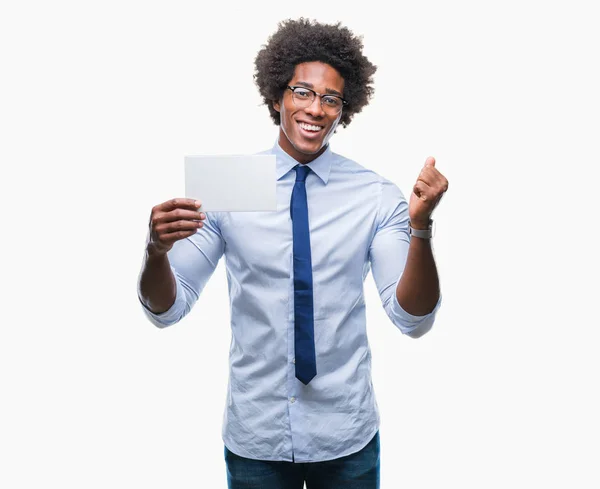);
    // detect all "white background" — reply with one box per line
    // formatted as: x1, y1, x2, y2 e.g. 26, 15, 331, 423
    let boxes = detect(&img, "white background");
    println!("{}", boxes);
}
1, 0, 598, 487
